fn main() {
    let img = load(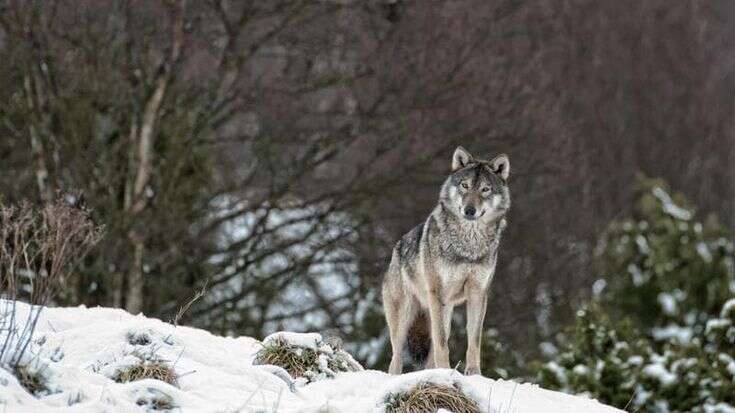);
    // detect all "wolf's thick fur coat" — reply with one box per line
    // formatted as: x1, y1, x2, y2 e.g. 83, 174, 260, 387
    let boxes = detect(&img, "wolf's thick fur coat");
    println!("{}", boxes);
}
382, 146, 510, 375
